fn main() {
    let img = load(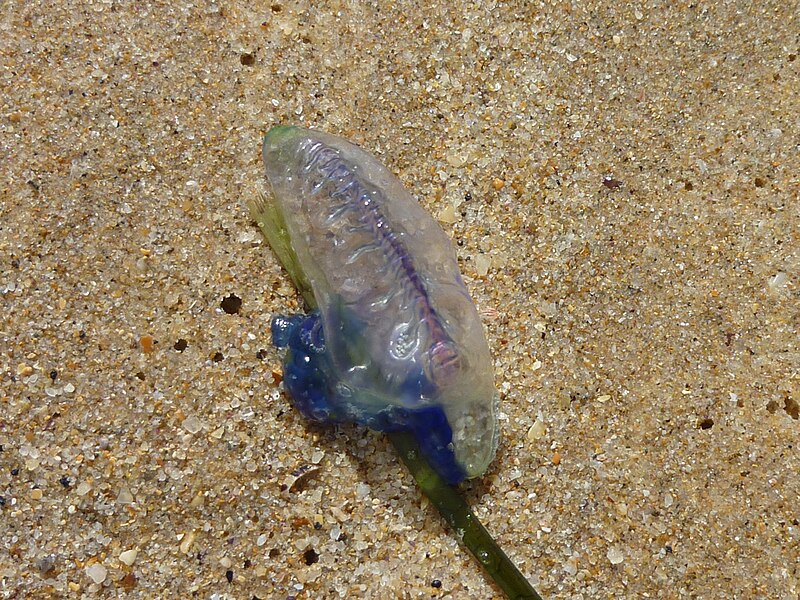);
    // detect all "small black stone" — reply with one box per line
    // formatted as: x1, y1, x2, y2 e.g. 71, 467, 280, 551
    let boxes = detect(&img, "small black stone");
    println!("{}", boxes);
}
10, 468, 19, 476
213, 352, 224, 363
174, 339, 188, 352
431, 579, 442, 588
303, 548, 319, 565
221, 294, 242, 315
225, 569, 234, 583
59, 476, 71, 488
49, 370, 58, 382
